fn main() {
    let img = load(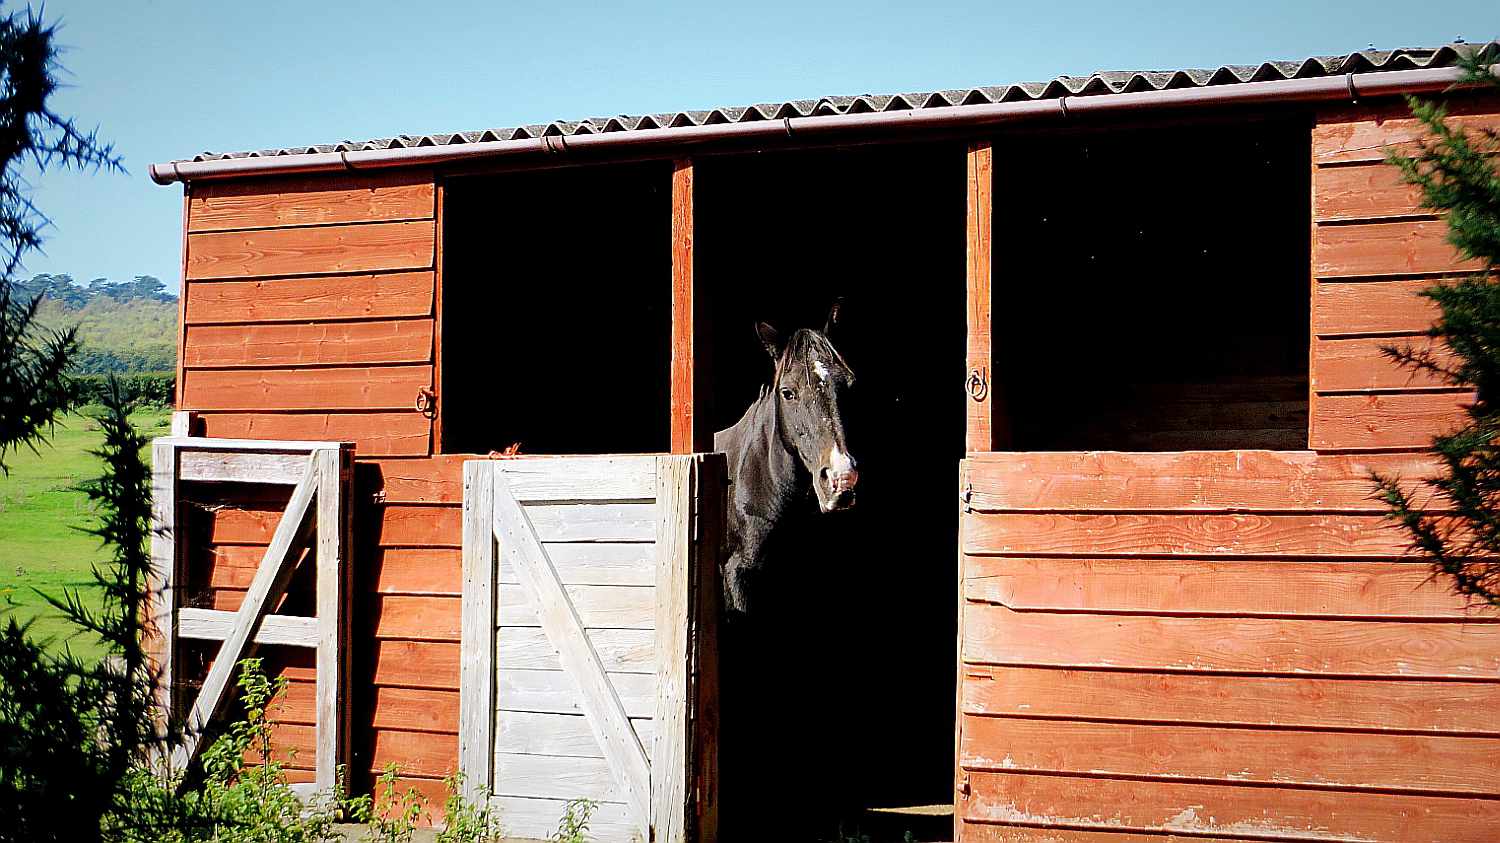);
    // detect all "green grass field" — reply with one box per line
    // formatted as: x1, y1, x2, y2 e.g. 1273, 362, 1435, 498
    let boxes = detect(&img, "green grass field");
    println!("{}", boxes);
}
0, 406, 172, 661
